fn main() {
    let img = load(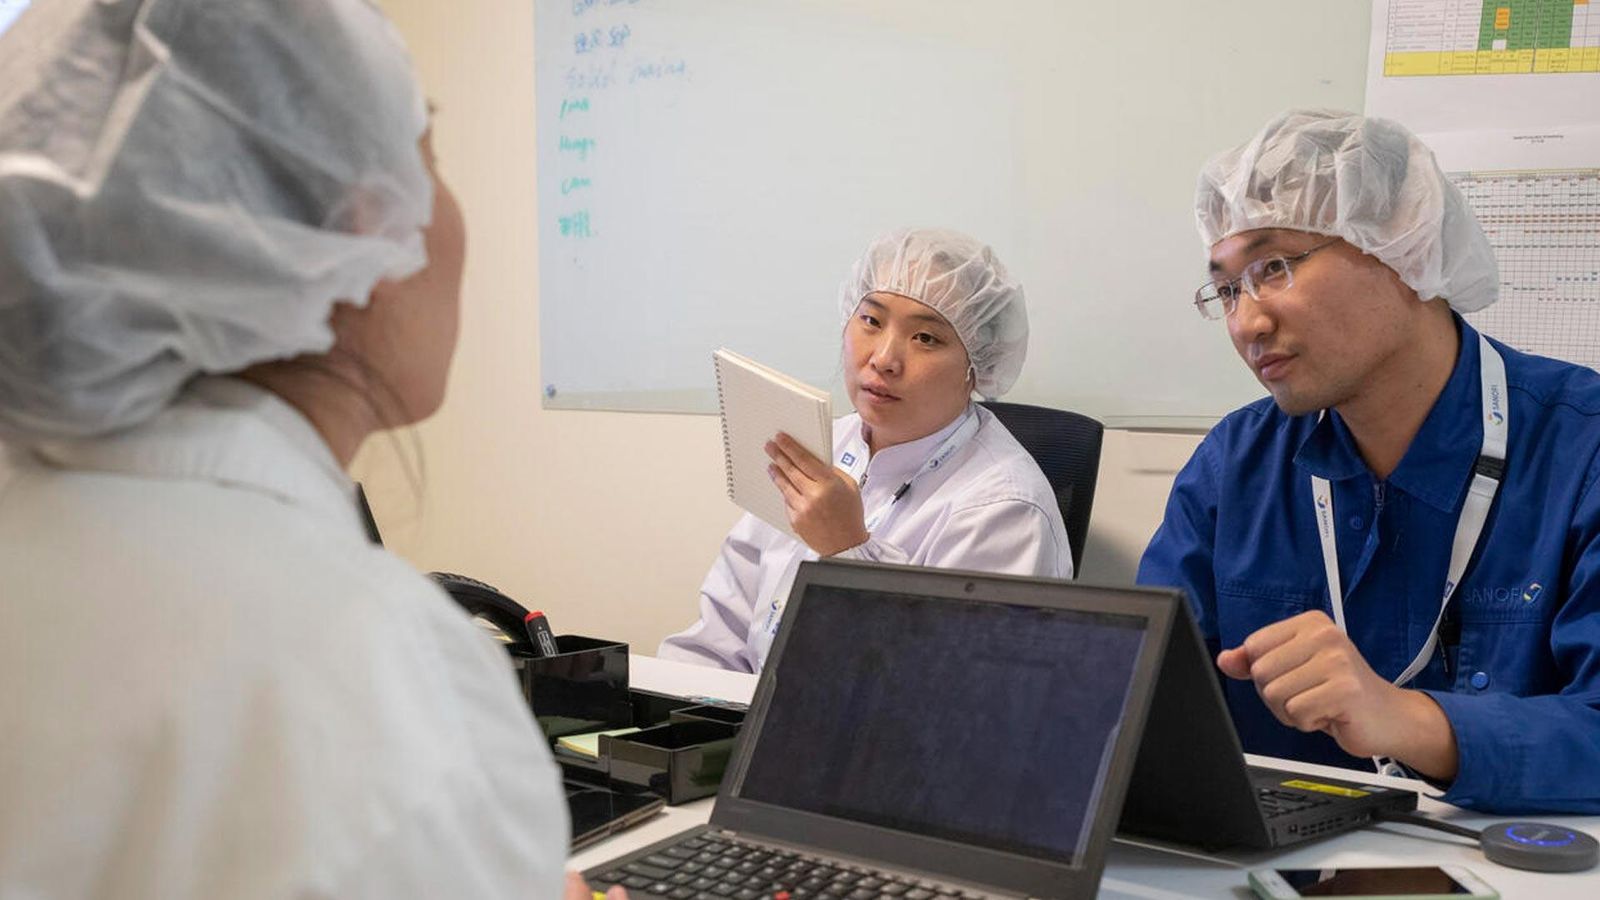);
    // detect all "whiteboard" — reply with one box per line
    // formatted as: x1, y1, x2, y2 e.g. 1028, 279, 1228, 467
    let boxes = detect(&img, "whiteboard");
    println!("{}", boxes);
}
535, 0, 1369, 426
